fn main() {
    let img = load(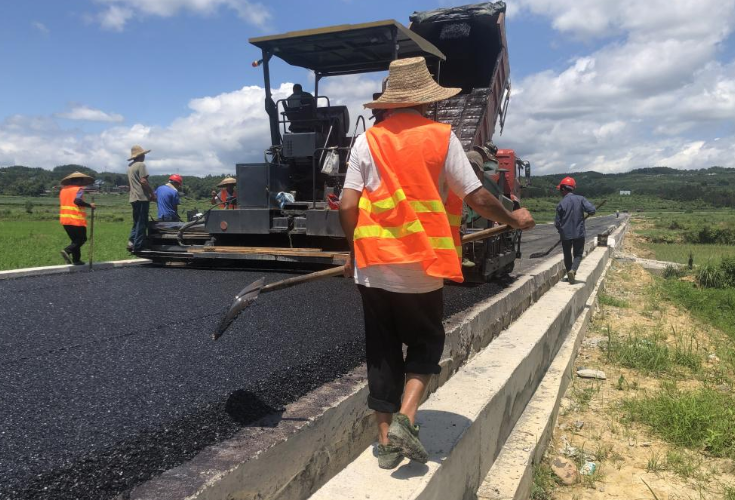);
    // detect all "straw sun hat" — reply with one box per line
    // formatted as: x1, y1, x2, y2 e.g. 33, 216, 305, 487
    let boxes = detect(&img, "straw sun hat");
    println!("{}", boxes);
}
128, 145, 151, 161
60, 171, 95, 186
217, 177, 237, 187
364, 57, 461, 109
